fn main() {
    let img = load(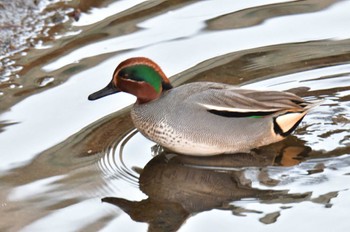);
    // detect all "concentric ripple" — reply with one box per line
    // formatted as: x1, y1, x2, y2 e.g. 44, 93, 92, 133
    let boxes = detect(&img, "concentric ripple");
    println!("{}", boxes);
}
97, 128, 157, 191
98, 129, 139, 185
